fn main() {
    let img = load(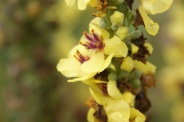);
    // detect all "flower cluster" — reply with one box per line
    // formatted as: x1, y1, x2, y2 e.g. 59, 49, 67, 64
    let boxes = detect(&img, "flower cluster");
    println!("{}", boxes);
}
57, 0, 172, 121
